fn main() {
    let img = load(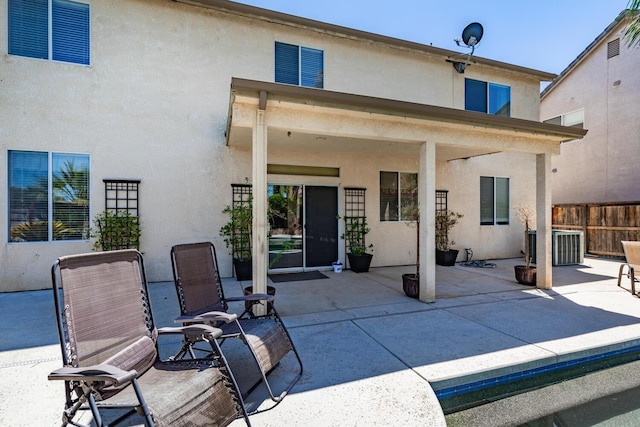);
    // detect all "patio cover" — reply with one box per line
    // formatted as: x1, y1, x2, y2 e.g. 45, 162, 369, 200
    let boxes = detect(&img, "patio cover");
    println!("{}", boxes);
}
226, 77, 587, 305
